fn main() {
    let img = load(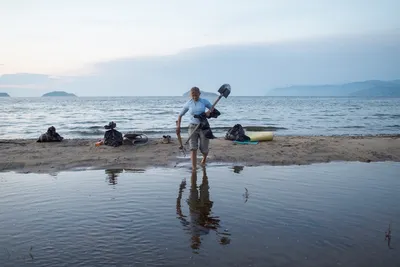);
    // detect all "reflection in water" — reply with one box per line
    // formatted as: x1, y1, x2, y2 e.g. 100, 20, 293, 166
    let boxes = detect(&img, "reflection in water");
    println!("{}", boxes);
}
104, 168, 146, 185
385, 223, 393, 249
49, 172, 59, 179
243, 188, 249, 203
105, 169, 123, 185
1, 163, 400, 266
232, 165, 244, 174
124, 168, 146, 174
176, 166, 231, 252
